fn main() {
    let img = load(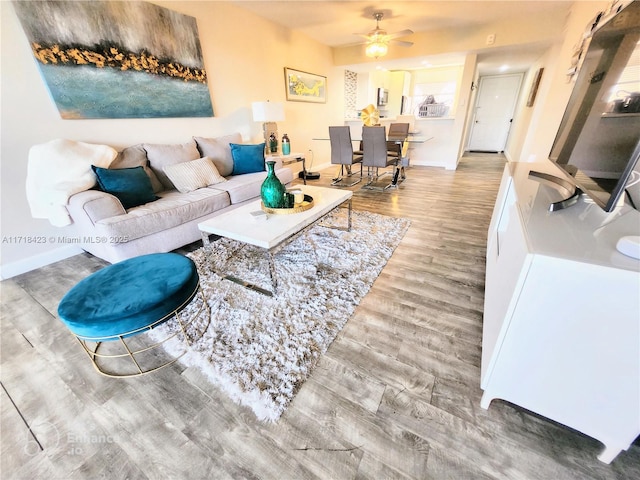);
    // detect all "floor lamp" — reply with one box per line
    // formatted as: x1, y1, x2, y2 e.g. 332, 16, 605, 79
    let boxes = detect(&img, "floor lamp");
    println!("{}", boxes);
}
252, 101, 285, 155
